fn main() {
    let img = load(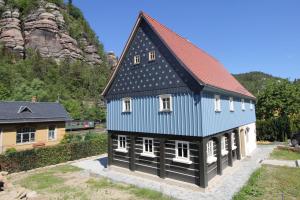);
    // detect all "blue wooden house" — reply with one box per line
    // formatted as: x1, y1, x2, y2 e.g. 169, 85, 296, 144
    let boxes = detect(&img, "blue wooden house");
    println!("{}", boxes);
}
102, 12, 257, 188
